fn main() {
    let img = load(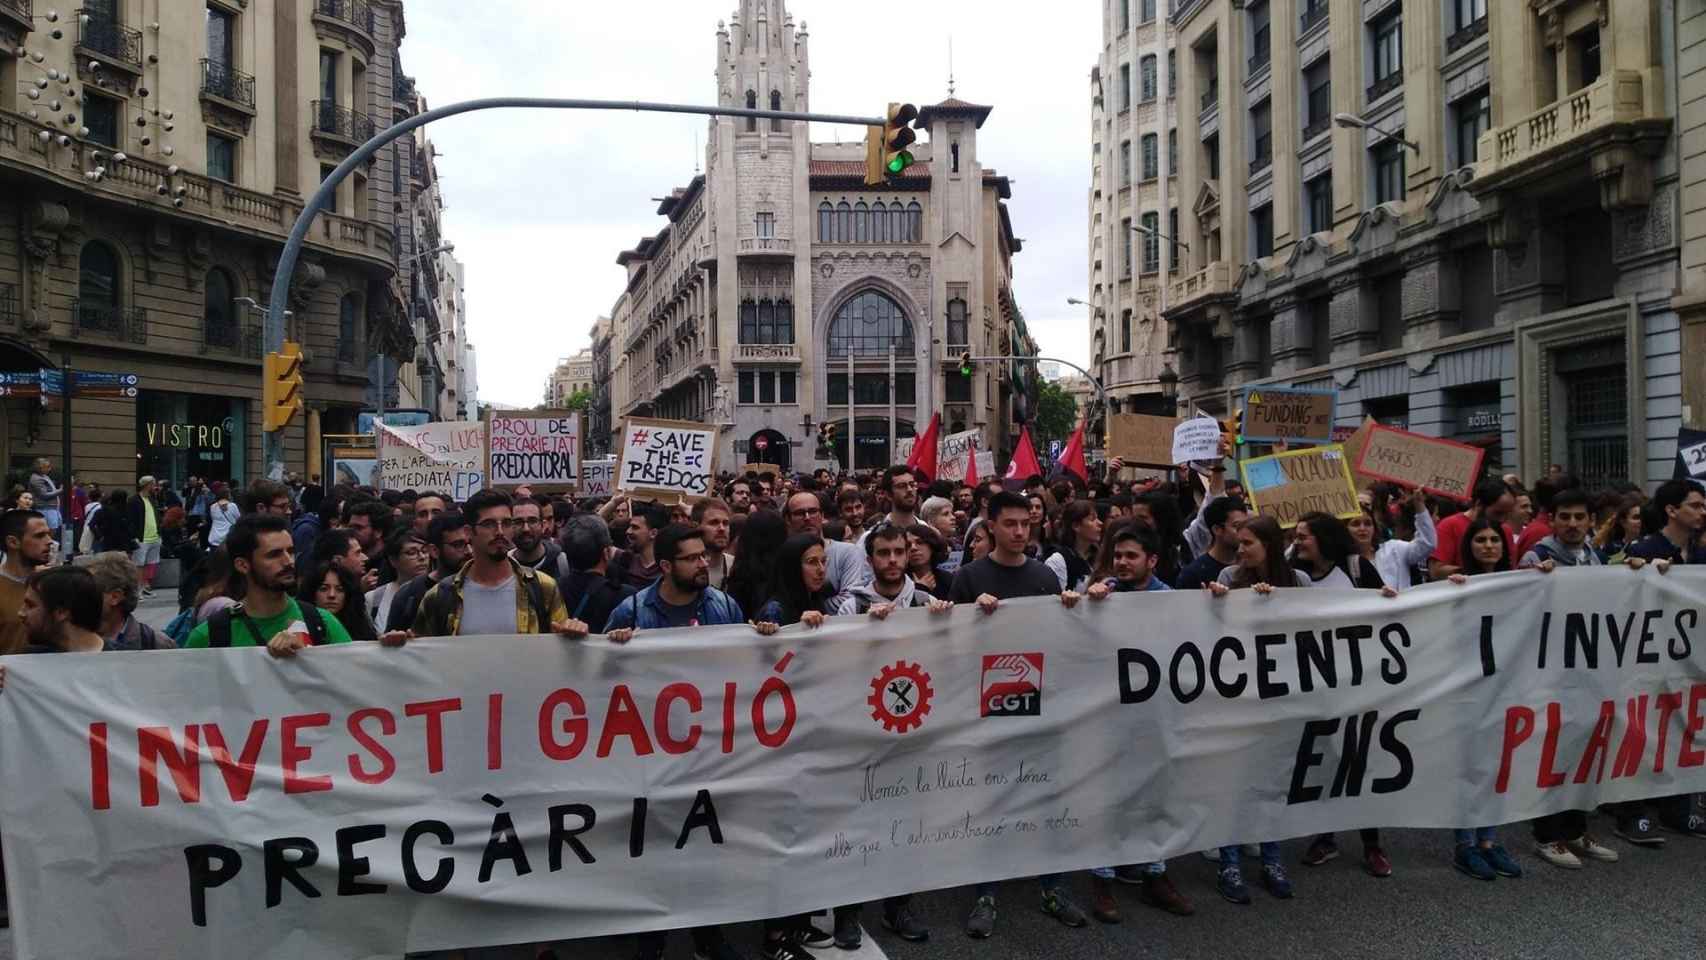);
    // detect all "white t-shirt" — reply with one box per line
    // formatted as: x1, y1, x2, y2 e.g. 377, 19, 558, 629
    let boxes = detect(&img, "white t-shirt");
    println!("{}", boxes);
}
459, 576, 517, 635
